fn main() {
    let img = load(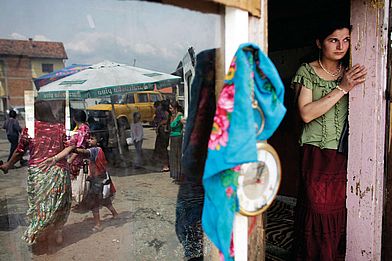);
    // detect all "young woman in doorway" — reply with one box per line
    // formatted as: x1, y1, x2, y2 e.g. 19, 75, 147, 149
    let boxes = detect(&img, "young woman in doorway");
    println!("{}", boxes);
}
291, 20, 367, 260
